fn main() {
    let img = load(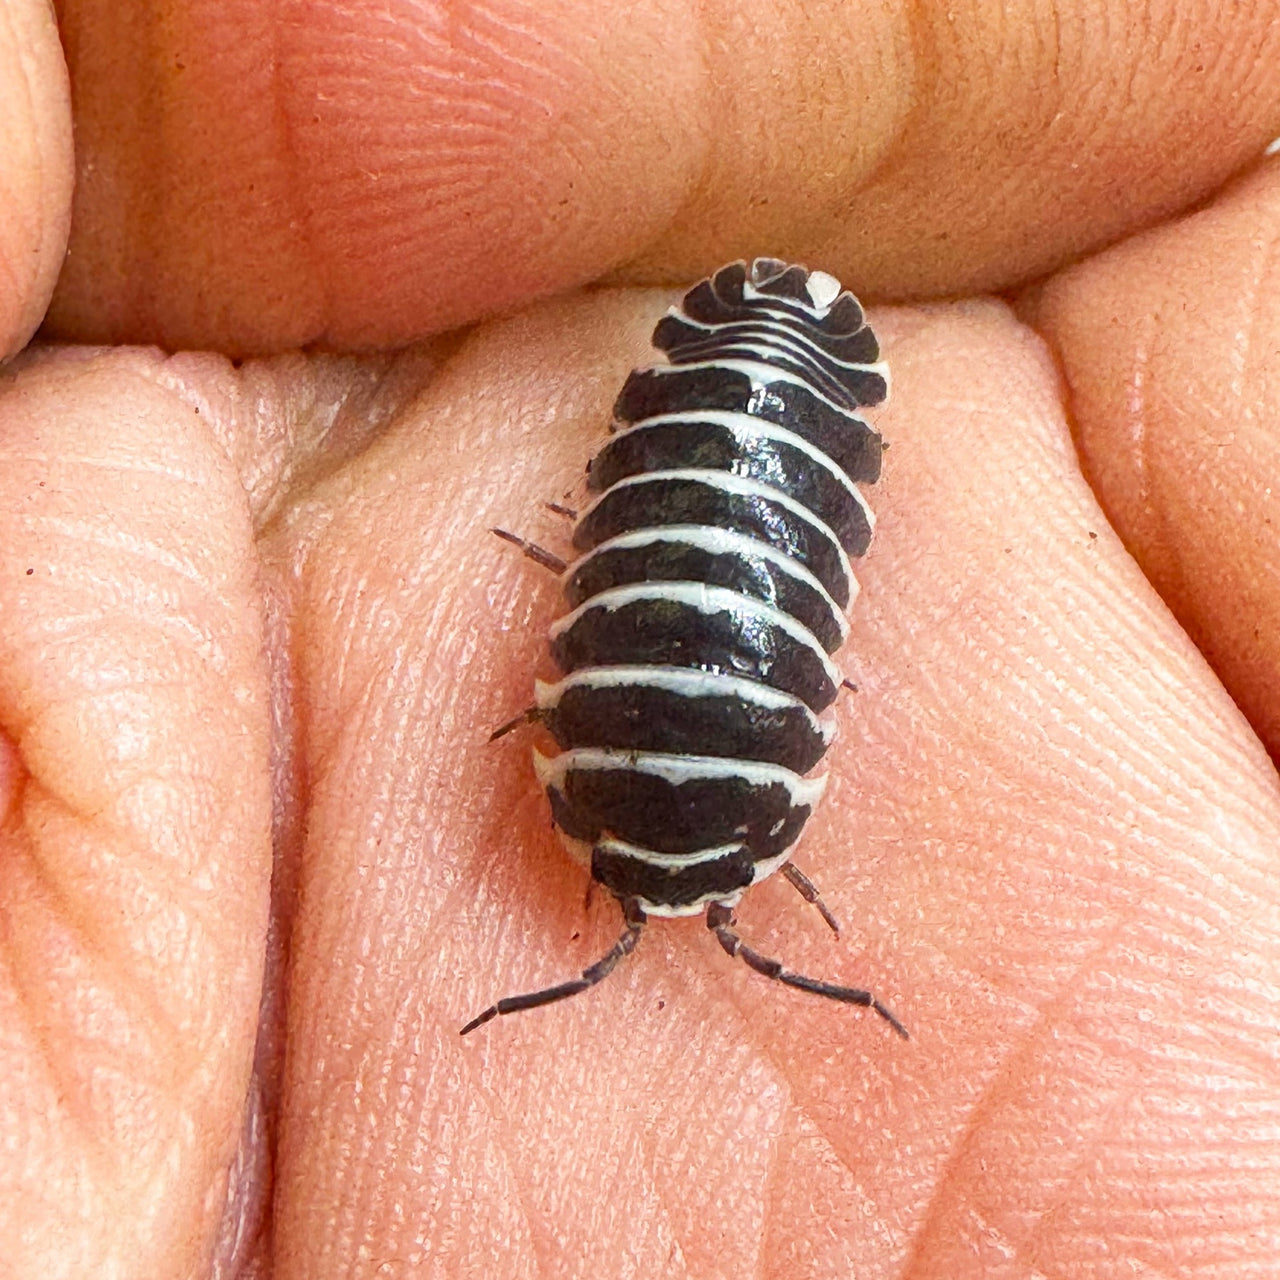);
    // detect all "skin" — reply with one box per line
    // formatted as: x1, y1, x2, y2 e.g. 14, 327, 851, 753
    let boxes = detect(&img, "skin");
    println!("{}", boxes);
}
1, 1, 1279, 1276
